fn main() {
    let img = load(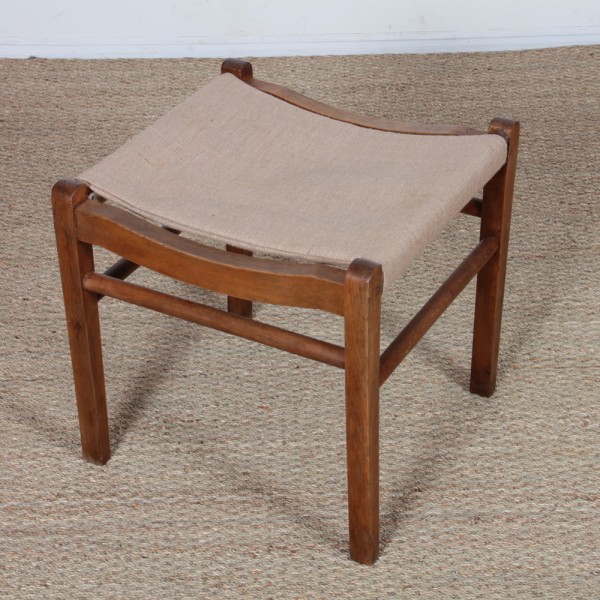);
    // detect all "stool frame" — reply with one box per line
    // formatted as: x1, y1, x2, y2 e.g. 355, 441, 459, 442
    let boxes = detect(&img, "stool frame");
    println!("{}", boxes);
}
52, 59, 519, 565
